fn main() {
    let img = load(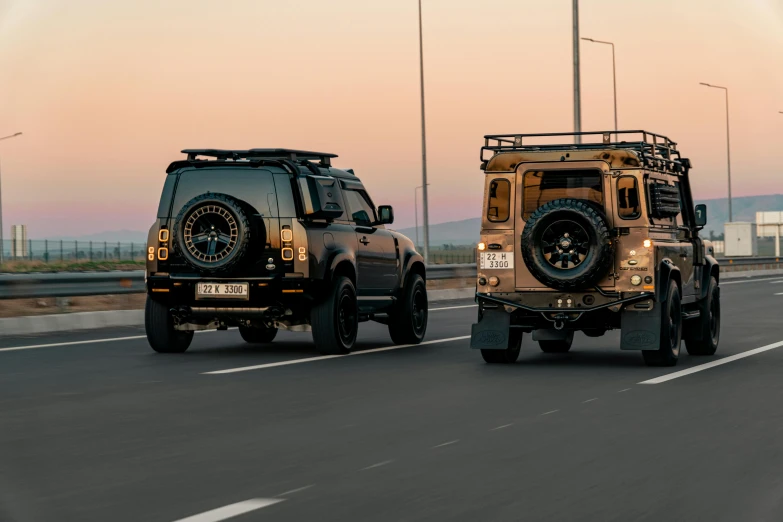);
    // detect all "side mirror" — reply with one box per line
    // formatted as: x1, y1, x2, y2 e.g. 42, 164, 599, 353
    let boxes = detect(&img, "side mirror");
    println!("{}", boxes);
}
299, 175, 343, 220
377, 205, 394, 225
694, 204, 707, 228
